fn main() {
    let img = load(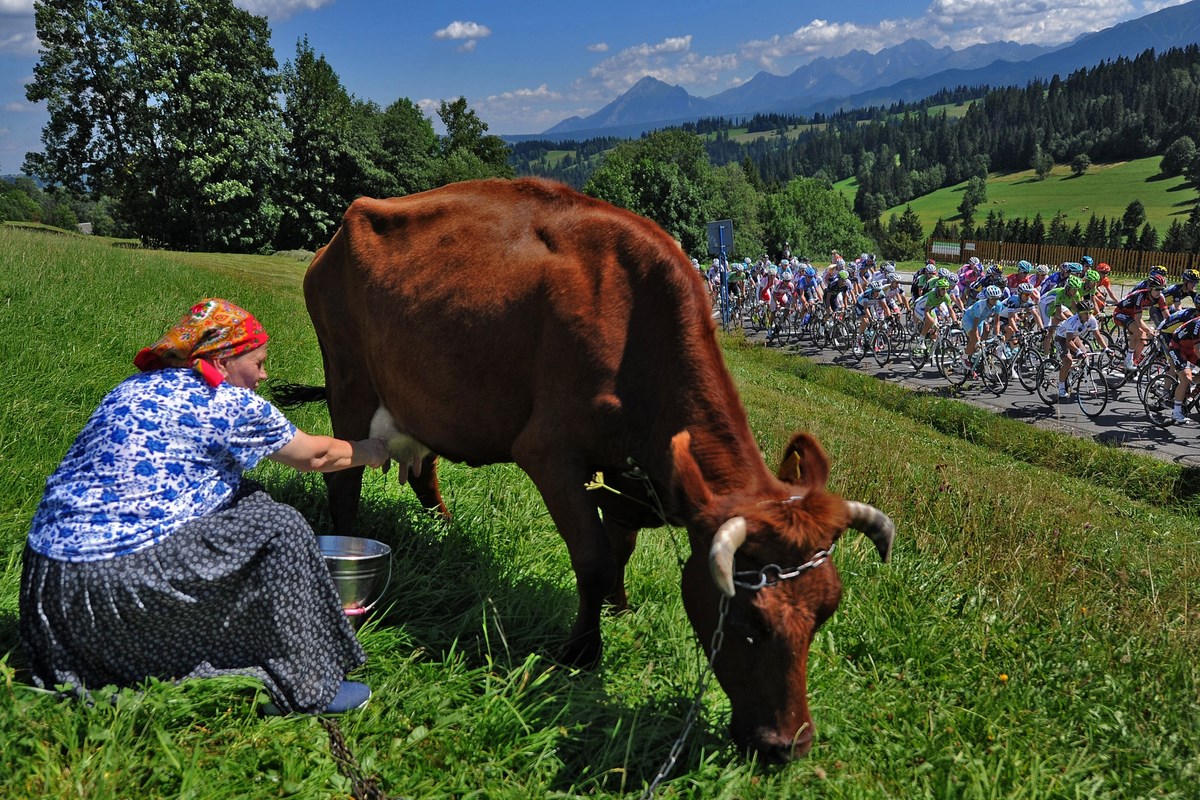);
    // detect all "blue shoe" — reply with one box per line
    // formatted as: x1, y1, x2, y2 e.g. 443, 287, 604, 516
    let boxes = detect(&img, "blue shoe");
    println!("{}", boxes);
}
261, 681, 371, 716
